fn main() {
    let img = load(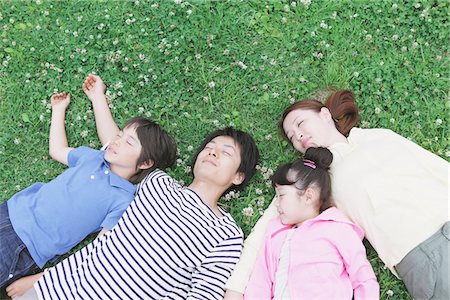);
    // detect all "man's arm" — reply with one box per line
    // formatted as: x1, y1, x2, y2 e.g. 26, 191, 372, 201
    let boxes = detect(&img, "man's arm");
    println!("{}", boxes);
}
82, 74, 120, 145
49, 93, 73, 166
188, 235, 243, 300
224, 198, 278, 298
6, 272, 44, 298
